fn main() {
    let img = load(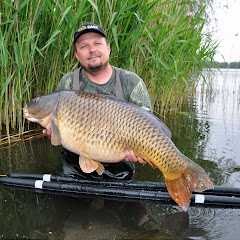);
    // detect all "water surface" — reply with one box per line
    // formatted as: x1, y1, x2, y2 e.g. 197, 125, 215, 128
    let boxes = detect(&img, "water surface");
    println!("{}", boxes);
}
0, 69, 239, 239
